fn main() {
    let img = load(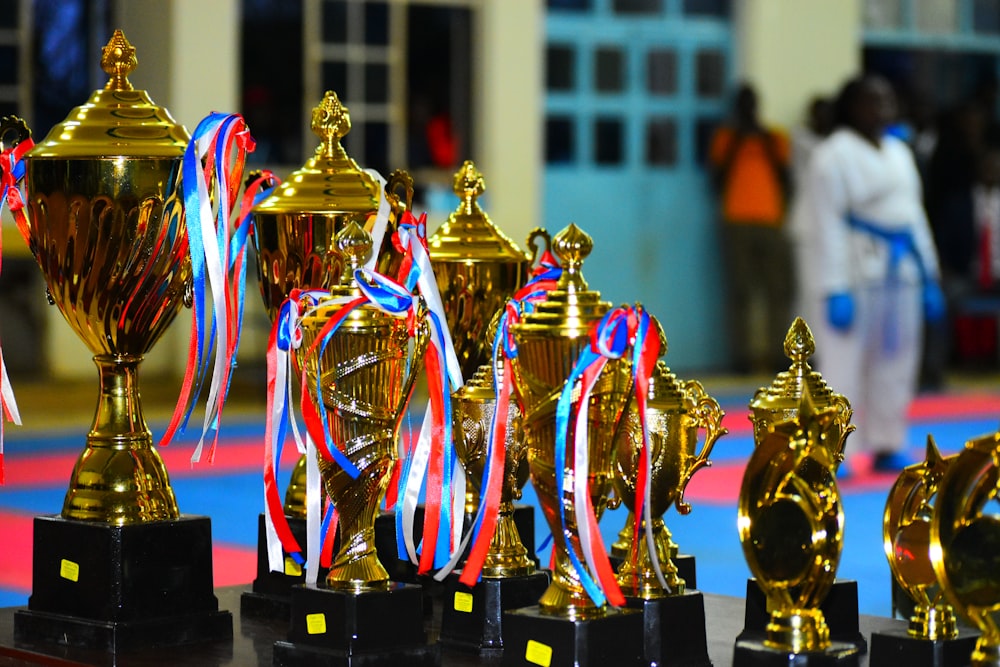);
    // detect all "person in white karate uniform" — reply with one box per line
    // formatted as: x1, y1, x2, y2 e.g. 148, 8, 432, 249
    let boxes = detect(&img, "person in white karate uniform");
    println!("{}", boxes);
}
797, 74, 945, 474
